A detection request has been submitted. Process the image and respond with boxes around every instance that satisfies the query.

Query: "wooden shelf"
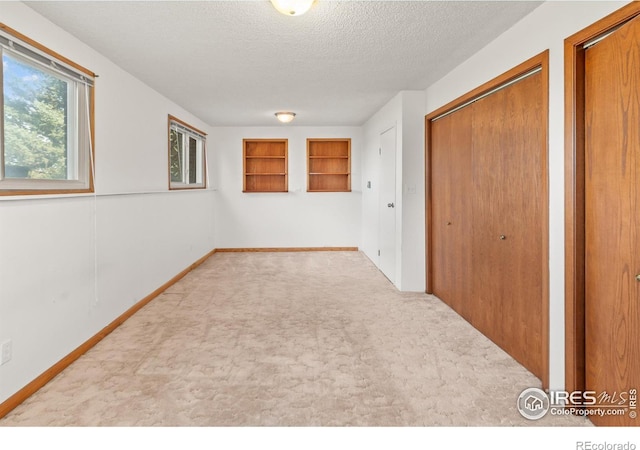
[307,139,351,192]
[245,157,285,160]
[243,139,288,193]
[246,173,286,176]
[309,172,350,176]
[309,156,349,159]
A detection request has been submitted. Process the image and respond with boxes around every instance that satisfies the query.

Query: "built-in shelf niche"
[243,139,288,193]
[307,138,351,192]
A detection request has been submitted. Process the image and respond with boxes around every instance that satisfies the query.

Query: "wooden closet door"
[471,88,509,346]
[431,108,473,319]
[498,72,544,378]
[471,72,545,378]
[584,16,640,427]
[428,55,547,383]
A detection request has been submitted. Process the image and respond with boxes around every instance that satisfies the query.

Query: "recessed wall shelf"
[307,138,351,192]
[243,139,288,193]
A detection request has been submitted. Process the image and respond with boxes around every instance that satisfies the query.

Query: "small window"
[0,24,95,195]
[168,115,206,190]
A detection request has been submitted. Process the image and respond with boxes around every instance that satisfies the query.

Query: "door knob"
[636,274,640,282]
[446,222,452,226]
[499,235,506,240]
[387,203,395,208]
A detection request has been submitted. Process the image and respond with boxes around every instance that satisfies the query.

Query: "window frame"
[168,115,207,190]
[0,23,95,196]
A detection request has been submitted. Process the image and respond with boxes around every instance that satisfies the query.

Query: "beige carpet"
[0,251,590,426]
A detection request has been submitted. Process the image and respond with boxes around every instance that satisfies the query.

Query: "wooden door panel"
[471,73,544,378]
[498,73,544,378]
[585,15,640,427]
[471,88,509,347]
[431,108,473,319]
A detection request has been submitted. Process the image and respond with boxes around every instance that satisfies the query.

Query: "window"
[0,24,95,195]
[168,115,206,189]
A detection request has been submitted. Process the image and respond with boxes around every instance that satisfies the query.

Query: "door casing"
[564,1,640,396]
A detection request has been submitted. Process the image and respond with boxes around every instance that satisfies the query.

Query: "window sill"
[0,188,216,202]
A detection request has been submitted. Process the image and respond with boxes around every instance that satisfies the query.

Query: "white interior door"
[378,127,397,283]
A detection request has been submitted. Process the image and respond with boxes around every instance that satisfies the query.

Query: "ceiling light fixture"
[270,0,314,17]
[275,112,296,123]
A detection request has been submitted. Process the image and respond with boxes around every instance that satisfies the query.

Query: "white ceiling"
[25,1,543,127]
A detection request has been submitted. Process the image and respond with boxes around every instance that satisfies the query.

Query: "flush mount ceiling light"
[275,112,296,123]
[270,0,314,16]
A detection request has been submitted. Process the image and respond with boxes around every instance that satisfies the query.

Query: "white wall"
[212,126,362,248]
[399,92,426,292]
[361,91,425,292]
[424,0,629,391]
[0,3,216,404]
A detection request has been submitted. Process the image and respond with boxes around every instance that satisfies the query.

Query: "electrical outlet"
[1,340,12,365]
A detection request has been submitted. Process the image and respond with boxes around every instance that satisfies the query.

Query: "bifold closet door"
[431,108,473,319]
[429,68,545,380]
[584,15,640,427]
[471,72,545,378]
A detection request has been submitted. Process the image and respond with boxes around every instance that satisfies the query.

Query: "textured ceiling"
[25,1,543,126]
